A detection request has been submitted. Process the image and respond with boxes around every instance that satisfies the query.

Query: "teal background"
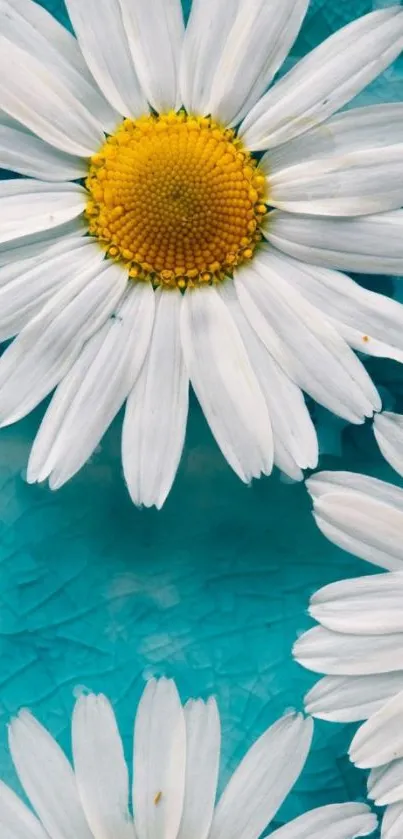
[0,0,402,830]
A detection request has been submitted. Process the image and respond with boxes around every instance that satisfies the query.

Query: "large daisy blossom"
[1,3,403,506]
[0,676,377,839]
[293,569,403,839]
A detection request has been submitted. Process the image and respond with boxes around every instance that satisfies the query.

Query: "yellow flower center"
[85,112,267,289]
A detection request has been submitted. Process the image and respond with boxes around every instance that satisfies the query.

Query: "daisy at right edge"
[293,471,403,838]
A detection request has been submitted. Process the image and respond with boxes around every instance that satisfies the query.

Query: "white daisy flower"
[293,570,403,839]
[0,676,377,839]
[1,1,403,506]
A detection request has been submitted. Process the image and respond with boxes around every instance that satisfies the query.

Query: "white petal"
[27,282,154,490]
[294,625,403,676]
[309,490,403,571]
[219,281,317,476]
[133,678,186,839]
[264,104,403,216]
[0,35,104,156]
[65,0,147,118]
[8,710,92,839]
[0,218,87,267]
[0,180,86,245]
[236,255,380,423]
[307,471,403,513]
[209,714,313,839]
[185,0,308,126]
[374,413,403,479]
[240,8,403,151]
[304,673,403,723]
[0,238,101,341]
[177,699,220,839]
[308,571,403,635]
[350,690,403,769]
[271,252,403,365]
[265,210,403,275]
[0,0,117,132]
[72,694,134,839]
[269,803,377,839]
[266,105,403,173]
[369,758,403,806]
[0,780,49,839]
[119,0,184,113]
[122,288,188,509]
[0,124,87,180]
[381,803,403,839]
[0,260,127,426]
[180,285,273,483]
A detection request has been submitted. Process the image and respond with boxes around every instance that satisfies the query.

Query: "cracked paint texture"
[0,0,402,832]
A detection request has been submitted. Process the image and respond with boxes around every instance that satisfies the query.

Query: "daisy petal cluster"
[293,472,403,838]
[0,677,377,839]
[0,0,402,505]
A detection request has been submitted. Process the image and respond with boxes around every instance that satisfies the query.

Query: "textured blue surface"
[1,0,403,830]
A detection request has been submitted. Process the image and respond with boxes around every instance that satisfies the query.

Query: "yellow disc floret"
[85,112,267,289]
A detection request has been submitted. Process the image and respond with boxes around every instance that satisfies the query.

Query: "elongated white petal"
[209,713,313,839]
[236,256,380,423]
[369,758,403,806]
[307,471,403,513]
[272,252,403,364]
[27,282,154,490]
[123,288,188,509]
[134,679,186,839]
[177,699,220,839]
[382,802,403,839]
[265,210,403,275]
[374,413,403,479]
[266,105,403,173]
[181,286,273,483]
[264,104,403,215]
[0,780,49,839]
[65,0,147,118]
[309,571,403,635]
[268,148,403,217]
[294,625,403,676]
[202,0,308,126]
[0,36,104,156]
[0,261,127,427]
[219,282,317,477]
[0,180,86,245]
[0,124,86,180]
[0,238,102,341]
[72,694,134,839]
[119,0,184,112]
[240,8,403,151]
[269,803,377,839]
[9,710,92,839]
[0,0,116,132]
[179,0,239,116]
[304,673,403,723]
[309,489,403,571]
[350,690,403,769]
[0,218,86,267]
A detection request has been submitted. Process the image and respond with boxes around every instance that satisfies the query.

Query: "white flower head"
[293,509,403,838]
[1,1,403,505]
[0,677,377,839]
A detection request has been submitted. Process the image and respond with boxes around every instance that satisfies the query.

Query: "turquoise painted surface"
[0,0,402,830]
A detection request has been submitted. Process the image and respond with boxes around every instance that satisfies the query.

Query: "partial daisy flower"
[1,2,403,506]
[293,571,403,839]
[0,676,377,839]
[305,470,403,571]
